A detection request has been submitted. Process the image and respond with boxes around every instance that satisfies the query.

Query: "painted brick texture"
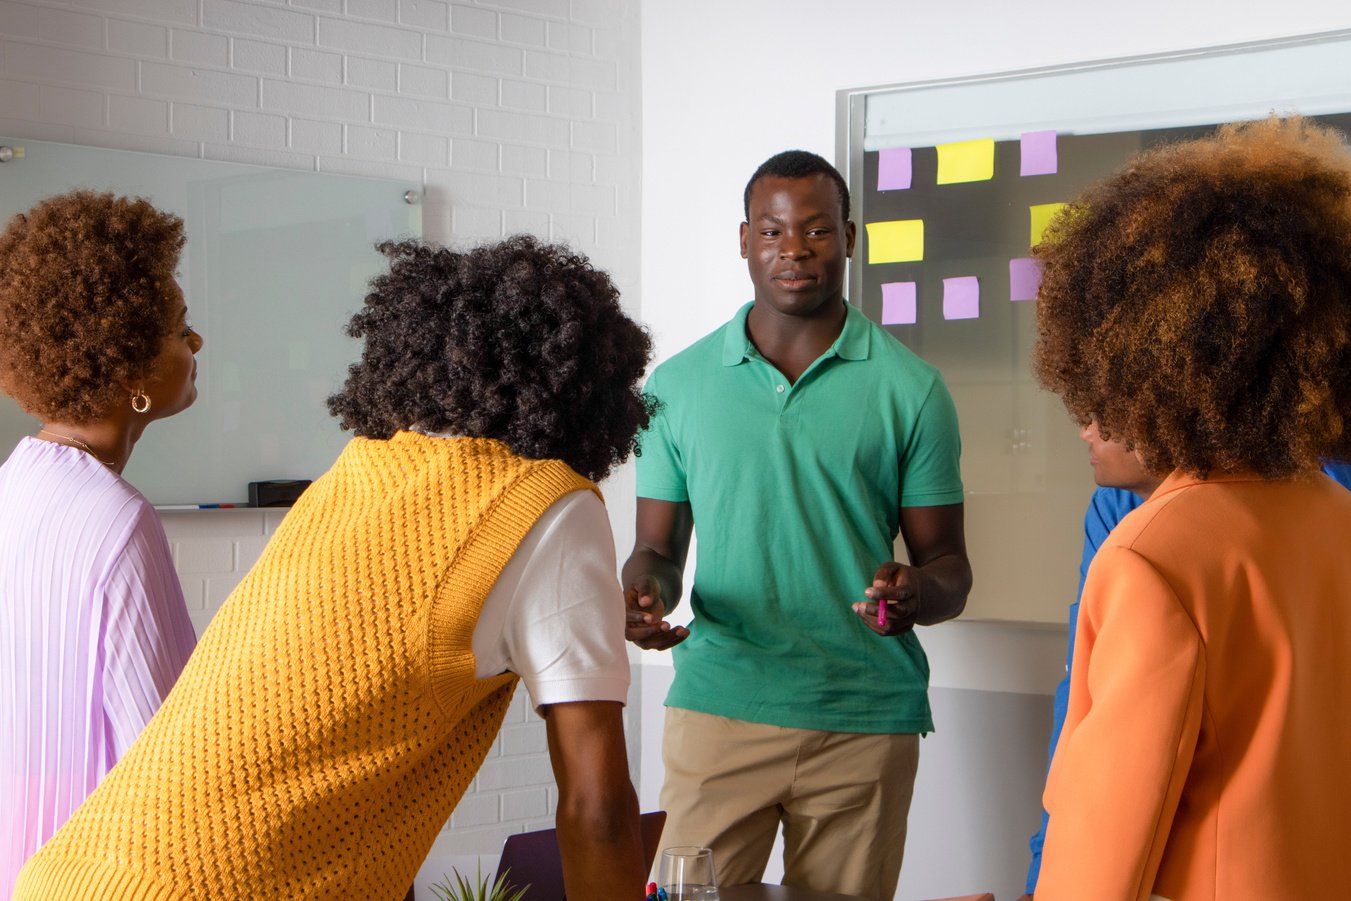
[0,0,641,267]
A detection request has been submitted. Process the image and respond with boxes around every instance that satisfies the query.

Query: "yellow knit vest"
[16,433,597,901]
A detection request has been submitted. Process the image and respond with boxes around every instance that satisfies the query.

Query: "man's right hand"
[624,575,689,650]
[622,498,694,651]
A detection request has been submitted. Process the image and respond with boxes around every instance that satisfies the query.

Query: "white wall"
[638,2,1351,898]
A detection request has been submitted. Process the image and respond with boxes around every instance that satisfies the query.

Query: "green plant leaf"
[426,862,531,901]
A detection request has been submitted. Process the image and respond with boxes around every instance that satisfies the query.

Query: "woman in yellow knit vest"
[16,236,656,901]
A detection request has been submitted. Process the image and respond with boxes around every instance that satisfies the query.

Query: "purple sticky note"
[1020,130,1058,176]
[1009,257,1042,301]
[881,281,917,325]
[877,147,912,191]
[942,276,980,320]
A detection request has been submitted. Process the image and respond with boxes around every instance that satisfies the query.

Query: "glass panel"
[0,137,422,504]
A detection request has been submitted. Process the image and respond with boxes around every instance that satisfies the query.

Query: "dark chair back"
[496,810,667,900]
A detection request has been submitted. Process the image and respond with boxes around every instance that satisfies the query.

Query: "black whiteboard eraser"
[248,479,311,507]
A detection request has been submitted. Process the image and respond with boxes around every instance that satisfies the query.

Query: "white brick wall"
[0,0,642,270]
[2,0,642,870]
[159,509,285,634]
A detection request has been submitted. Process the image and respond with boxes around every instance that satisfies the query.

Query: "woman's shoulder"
[1102,473,1349,566]
[2,437,152,524]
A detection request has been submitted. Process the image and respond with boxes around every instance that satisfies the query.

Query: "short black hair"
[327,235,656,483]
[743,150,851,222]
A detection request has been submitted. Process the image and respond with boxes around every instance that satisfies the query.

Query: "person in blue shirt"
[1020,423,1351,898]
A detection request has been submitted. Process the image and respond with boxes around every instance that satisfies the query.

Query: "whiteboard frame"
[837,26,1351,305]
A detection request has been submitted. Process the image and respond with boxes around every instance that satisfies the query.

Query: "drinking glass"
[658,846,719,900]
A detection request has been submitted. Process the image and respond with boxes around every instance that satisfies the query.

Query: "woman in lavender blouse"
[0,190,204,896]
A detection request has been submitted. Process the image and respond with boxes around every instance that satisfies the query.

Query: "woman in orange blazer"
[1030,116,1351,901]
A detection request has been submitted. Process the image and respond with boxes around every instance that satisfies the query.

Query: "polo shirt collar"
[721,302,756,365]
[720,301,871,366]
[835,302,870,361]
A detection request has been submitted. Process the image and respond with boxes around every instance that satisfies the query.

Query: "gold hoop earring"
[131,390,152,414]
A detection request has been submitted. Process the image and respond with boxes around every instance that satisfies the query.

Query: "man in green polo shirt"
[623,150,971,899]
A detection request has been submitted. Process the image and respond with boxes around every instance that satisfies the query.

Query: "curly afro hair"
[1033,116,1351,478]
[327,235,656,482]
[0,190,186,424]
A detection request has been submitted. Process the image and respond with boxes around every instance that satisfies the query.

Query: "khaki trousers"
[658,707,920,901]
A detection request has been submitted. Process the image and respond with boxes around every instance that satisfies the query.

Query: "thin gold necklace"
[37,429,117,468]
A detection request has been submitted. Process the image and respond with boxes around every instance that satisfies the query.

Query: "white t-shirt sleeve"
[471,489,630,715]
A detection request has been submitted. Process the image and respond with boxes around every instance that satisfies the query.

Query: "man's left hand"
[852,561,923,636]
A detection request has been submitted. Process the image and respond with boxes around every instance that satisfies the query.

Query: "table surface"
[720,885,865,901]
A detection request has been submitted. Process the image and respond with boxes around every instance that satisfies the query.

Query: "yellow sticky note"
[866,219,924,264]
[1030,202,1069,246]
[936,138,995,185]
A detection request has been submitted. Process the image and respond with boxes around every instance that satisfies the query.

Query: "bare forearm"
[556,782,644,900]
[915,553,973,625]
[546,701,645,899]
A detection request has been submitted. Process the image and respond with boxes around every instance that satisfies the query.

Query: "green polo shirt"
[637,301,964,733]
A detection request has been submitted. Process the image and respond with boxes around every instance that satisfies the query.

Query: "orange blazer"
[1037,470,1351,901]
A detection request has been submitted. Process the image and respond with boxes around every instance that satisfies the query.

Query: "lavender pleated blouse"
[0,438,197,897]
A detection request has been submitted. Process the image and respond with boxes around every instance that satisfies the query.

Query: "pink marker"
[877,597,887,627]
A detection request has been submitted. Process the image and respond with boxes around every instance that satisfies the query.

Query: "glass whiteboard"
[836,29,1351,622]
[0,137,422,504]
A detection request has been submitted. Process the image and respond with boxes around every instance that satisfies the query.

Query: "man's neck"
[745,299,847,385]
